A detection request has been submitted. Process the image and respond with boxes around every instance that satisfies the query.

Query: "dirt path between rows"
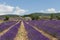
[14,21,28,40]
[26,22,58,40]
[0,20,4,24]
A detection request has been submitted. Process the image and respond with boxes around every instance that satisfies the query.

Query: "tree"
[30,15,40,20]
[30,15,35,20]
[50,14,54,20]
[56,16,60,20]
[4,16,9,21]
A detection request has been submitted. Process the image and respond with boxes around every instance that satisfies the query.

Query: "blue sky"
[0,0,60,15]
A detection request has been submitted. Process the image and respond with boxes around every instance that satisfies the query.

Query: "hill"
[23,13,60,17]
[0,14,20,17]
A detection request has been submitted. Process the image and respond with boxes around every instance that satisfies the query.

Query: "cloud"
[14,7,27,15]
[0,4,27,15]
[46,8,56,13]
[40,8,60,13]
[0,4,14,13]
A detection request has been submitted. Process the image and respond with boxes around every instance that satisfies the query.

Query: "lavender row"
[0,21,21,40]
[28,20,60,39]
[37,20,60,39]
[0,21,17,32]
[24,22,49,40]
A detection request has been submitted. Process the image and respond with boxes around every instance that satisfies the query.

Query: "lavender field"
[0,19,60,40]
[0,0,60,40]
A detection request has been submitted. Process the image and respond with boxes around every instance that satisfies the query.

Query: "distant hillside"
[23,13,60,17]
[0,14,20,17]
[30,13,60,16]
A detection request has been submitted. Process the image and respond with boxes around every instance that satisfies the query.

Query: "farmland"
[0,0,60,40]
[0,16,60,40]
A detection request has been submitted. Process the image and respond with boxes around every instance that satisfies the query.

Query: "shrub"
[56,16,60,20]
[4,16,9,21]
[50,14,54,20]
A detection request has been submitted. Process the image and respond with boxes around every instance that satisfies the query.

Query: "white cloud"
[46,8,56,13]
[0,4,27,15]
[0,4,14,13]
[14,7,26,15]
[40,8,60,13]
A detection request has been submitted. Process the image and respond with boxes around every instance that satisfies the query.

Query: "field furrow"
[14,21,28,40]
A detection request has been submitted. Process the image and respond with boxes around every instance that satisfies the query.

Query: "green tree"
[50,13,54,20]
[4,16,9,21]
[30,15,40,20]
[30,15,35,20]
[56,16,60,20]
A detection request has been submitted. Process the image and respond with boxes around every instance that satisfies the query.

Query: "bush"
[56,16,60,20]
[4,16,9,21]
[50,14,54,20]
[30,15,40,20]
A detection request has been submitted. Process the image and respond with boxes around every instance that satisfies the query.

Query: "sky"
[0,0,60,15]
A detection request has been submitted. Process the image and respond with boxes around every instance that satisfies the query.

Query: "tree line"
[22,13,60,20]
